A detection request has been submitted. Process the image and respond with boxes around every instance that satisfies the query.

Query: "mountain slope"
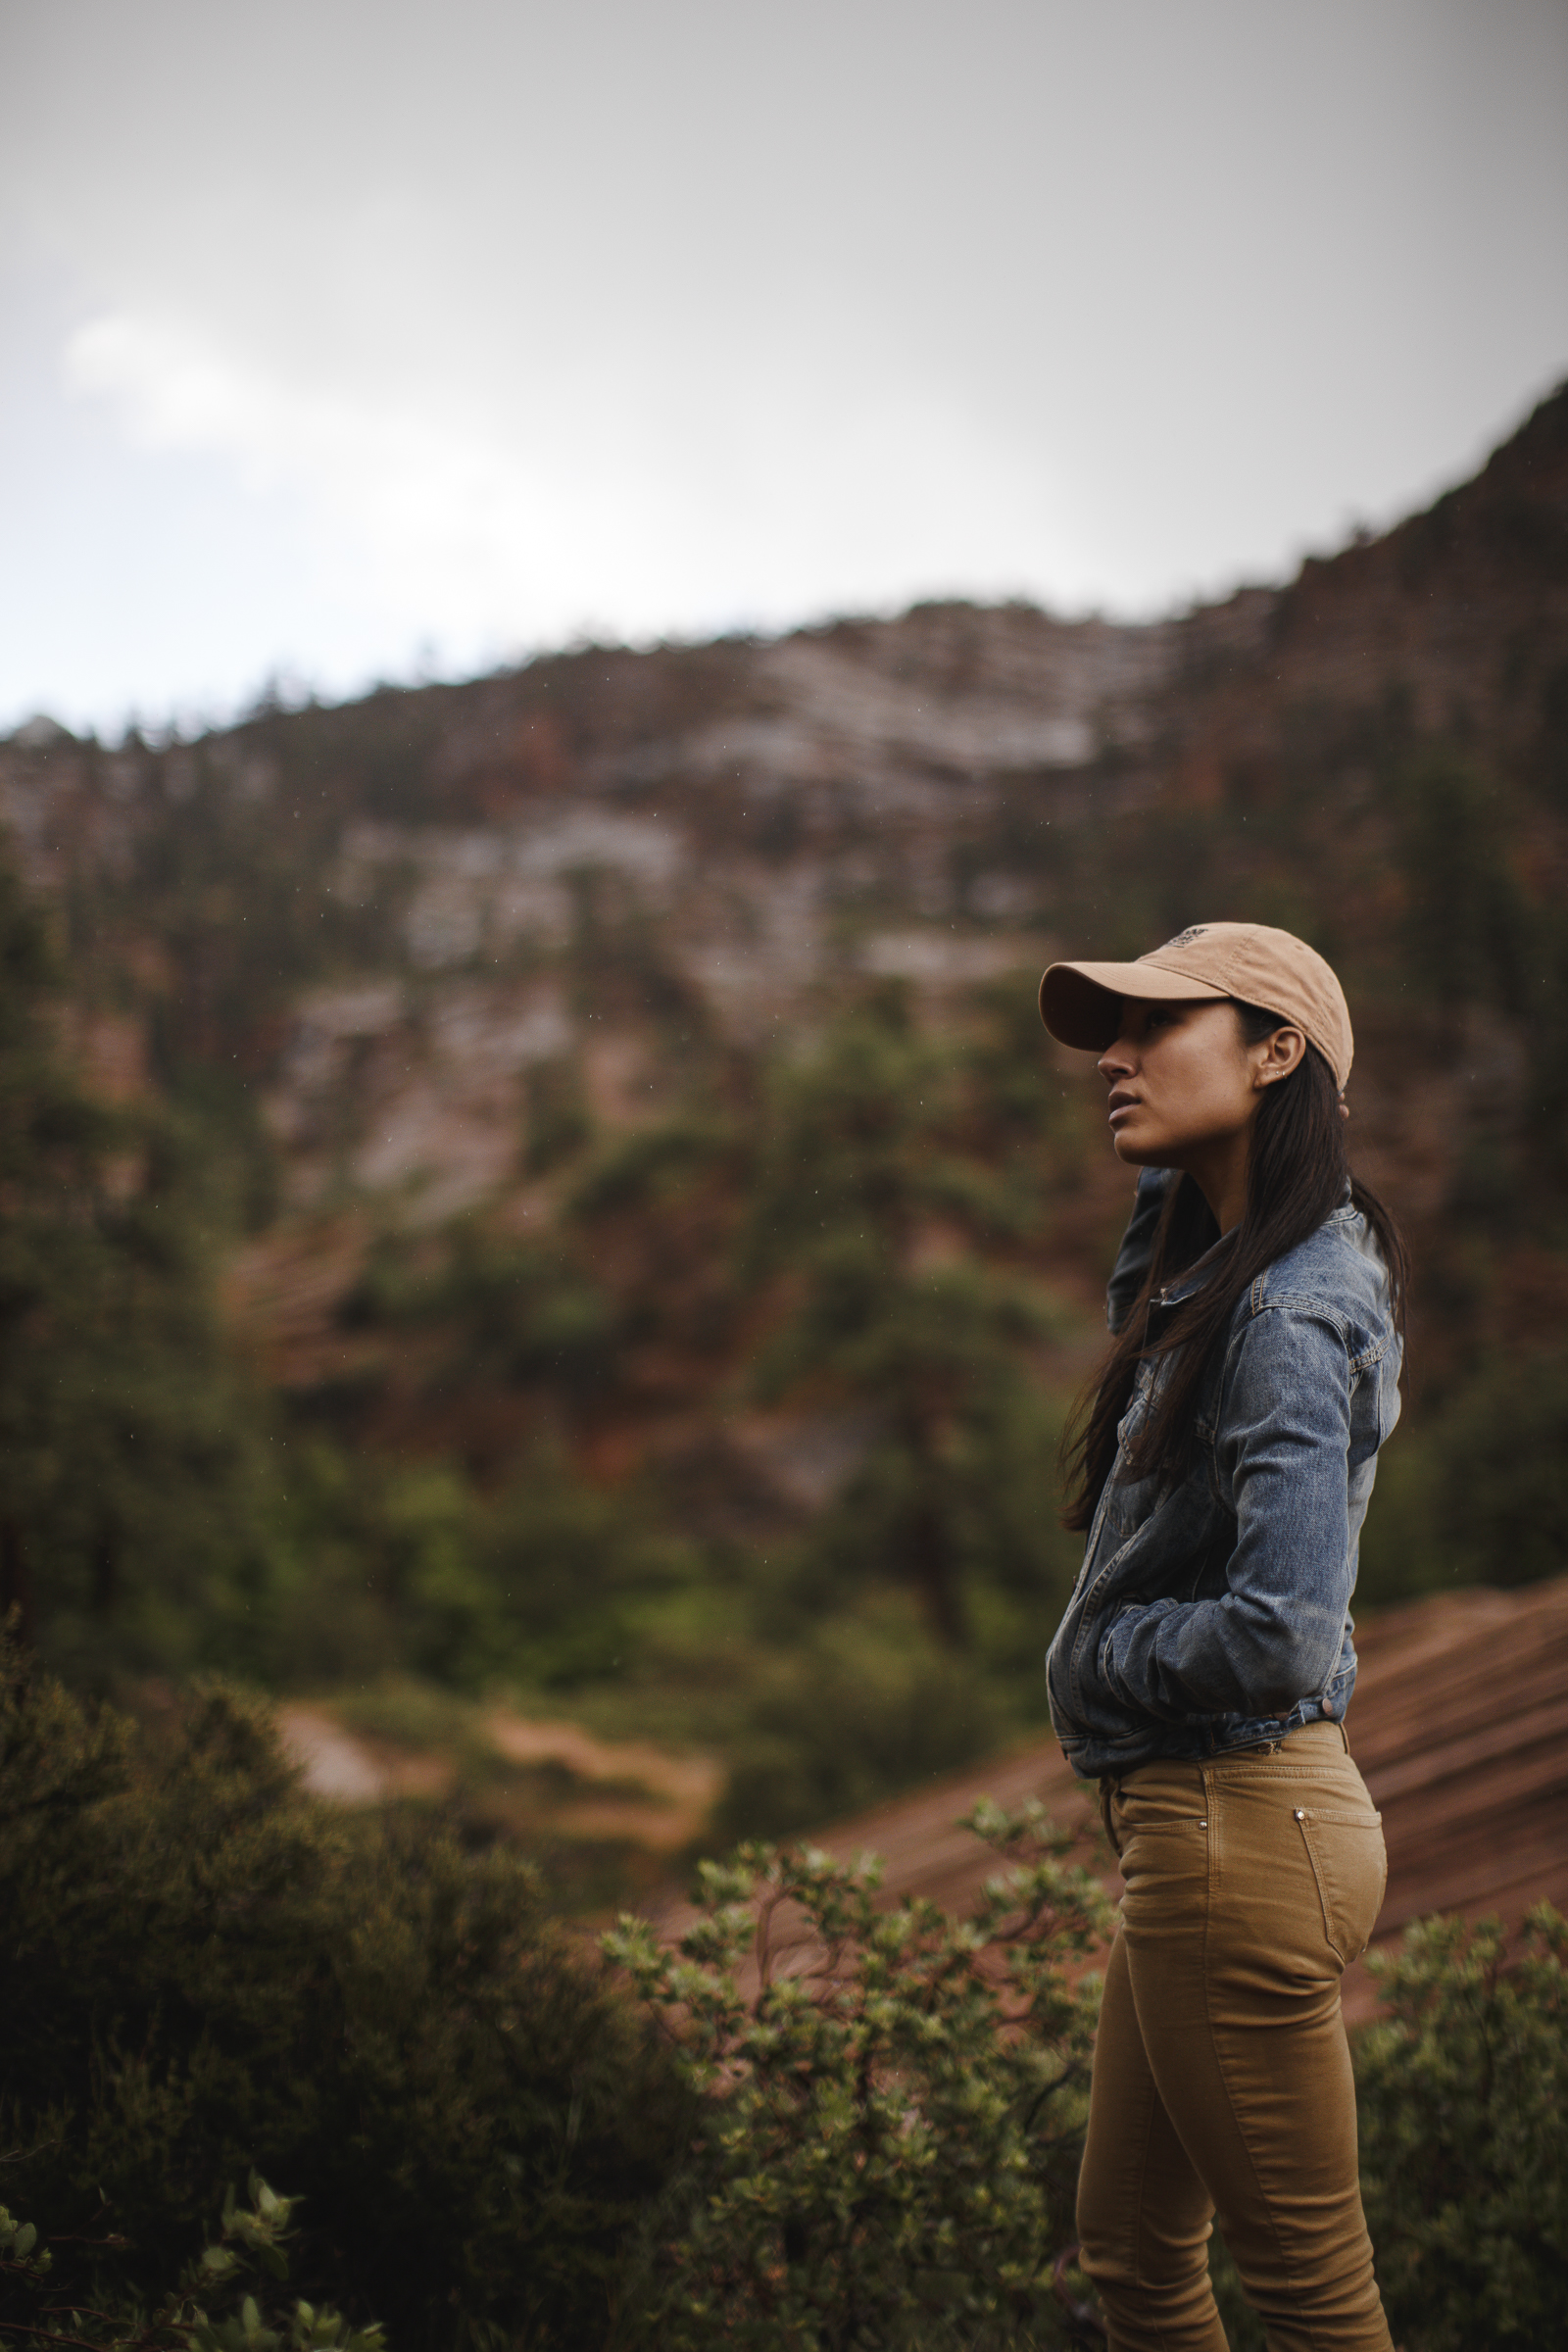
[0,386,1563,1842]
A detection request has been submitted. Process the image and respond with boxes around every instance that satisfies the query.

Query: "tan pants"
[1078,1720,1393,2352]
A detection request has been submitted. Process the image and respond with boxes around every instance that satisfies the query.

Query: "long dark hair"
[1059,1002,1407,1531]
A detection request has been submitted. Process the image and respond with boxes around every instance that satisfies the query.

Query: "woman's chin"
[1112,1132,1176,1169]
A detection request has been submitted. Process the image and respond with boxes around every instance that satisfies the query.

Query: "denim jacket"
[1046,1167,1401,1780]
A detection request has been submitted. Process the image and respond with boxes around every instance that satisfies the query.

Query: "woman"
[1038,921,1403,2352]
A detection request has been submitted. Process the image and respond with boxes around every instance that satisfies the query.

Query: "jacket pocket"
[1293,1804,1387,1964]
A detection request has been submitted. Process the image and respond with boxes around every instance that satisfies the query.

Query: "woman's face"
[1095,998,1298,1174]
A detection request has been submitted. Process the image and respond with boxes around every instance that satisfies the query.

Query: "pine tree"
[0,859,273,1682]
[746,992,1074,1647]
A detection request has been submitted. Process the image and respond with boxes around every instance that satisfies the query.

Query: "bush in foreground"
[0,1643,688,2349]
[1356,1908,1568,2352]
[605,1803,1114,2351]
[0,2174,383,2350]
[611,1850,1568,2352]
[6,1624,1567,2350]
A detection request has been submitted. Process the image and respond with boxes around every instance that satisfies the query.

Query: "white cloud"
[60,303,1082,660]
[63,308,571,636]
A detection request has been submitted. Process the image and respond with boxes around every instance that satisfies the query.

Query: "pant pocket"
[1293,1805,1387,1964]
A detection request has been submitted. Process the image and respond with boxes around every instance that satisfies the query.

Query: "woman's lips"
[1107,1095,1139,1127]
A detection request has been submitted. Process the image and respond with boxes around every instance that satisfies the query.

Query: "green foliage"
[604,1803,1114,2351]
[1204,2235,1266,2352]
[712,1600,999,1840]
[17,678,1568,1832]
[340,1225,622,1395]
[776,1267,1079,1646]
[1356,1908,1568,2351]
[0,863,275,1685]
[0,1643,689,2349]
[271,1440,698,1692]
[744,991,1003,1275]
[0,2174,384,2351]
[568,1113,735,1219]
[1357,1346,1568,1600]
[10,1603,1568,2352]
[363,1458,498,1685]
[963,977,1095,1184]
[1388,751,1528,1017]
[742,999,1072,1646]
[483,1450,698,1686]
[18,590,1568,1701]
[122,726,394,1071]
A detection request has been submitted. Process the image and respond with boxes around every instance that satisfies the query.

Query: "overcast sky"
[2,0,1565,736]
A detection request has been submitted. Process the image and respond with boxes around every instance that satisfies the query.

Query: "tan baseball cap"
[1039,921,1353,1091]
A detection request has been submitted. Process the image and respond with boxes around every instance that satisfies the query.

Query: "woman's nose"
[1098,1039,1134,1081]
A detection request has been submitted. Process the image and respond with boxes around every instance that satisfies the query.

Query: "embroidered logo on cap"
[1154,926,1209,953]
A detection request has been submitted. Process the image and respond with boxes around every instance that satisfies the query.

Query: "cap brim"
[1038,959,1230,1051]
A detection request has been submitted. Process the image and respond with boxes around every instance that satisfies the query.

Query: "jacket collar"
[1154,1186,1359,1311]
[1155,1238,1227,1310]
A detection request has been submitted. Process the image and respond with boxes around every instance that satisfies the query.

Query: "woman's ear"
[1253,1024,1307,1088]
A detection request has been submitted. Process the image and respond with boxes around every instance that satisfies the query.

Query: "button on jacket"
[1047,1167,1401,1781]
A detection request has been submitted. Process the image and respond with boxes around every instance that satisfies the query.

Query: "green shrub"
[568,1116,734,1218]
[270,1440,697,1692]
[9,1616,1568,2352]
[605,1802,1114,2350]
[483,1453,699,1688]
[0,1644,688,2349]
[0,2174,384,2350]
[713,1602,999,1840]
[1357,1348,1568,1602]
[337,1226,621,1396]
[606,1839,1568,2352]
[1356,1908,1568,2351]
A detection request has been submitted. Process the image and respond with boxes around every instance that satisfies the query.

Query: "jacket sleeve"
[1105,1167,1175,1335]
[1100,1304,1353,1719]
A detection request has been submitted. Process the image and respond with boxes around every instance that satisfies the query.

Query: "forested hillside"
[2,382,1565,1880]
